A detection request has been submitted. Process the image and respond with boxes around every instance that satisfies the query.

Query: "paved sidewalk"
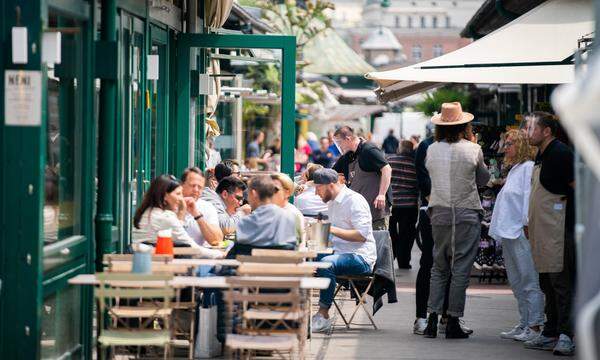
[308,255,556,360]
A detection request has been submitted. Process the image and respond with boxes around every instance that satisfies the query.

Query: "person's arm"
[475,149,491,187]
[329,226,366,242]
[521,163,534,227]
[415,140,431,198]
[375,164,392,210]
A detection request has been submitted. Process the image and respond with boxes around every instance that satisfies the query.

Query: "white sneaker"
[413,318,428,335]
[439,317,473,335]
[500,325,524,339]
[514,327,541,342]
[553,334,575,356]
[312,313,332,333]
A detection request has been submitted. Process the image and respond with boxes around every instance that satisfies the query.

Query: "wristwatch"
[194,214,203,220]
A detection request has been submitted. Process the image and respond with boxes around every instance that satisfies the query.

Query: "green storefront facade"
[0,1,296,358]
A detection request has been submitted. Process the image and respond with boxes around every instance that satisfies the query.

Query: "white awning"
[366,0,594,102]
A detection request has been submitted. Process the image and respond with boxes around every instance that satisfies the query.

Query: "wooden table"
[69,274,330,290]
[104,258,332,270]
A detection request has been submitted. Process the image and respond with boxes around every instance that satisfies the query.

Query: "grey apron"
[347,156,390,222]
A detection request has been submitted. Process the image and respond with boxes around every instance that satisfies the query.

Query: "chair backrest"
[236,263,314,277]
[103,253,172,264]
[236,255,302,264]
[105,261,191,274]
[251,249,316,259]
[95,273,175,333]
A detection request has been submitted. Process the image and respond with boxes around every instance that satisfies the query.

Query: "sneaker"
[500,325,525,339]
[413,318,428,335]
[439,317,473,335]
[311,313,332,333]
[423,313,438,338]
[553,334,575,356]
[524,334,558,351]
[514,327,541,342]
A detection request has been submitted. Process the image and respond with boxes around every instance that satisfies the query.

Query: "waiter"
[525,112,575,356]
[332,126,392,230]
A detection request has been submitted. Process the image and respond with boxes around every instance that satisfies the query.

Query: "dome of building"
[361,27,402,51]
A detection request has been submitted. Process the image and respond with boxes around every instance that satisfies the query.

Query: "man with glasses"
[180,167,223,246]
[213,176,251,235]
[332,126,392,230]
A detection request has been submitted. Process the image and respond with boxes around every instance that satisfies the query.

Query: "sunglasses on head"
[235,194,244,201]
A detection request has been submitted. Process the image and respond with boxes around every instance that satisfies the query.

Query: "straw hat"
[431,102,474,126]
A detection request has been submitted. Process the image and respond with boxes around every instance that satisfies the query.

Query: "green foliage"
[243,100,270,122]
[238,0,260,6]
[415,87,471,116]
[256,0,334,48]
[246,64,281,95]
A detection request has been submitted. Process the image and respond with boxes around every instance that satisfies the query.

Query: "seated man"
[180,167,223,246]
[232,175,297,255]
[214,176,249,234]
[311,168,377,332]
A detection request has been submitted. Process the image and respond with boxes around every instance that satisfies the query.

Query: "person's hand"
[239,204,252,215]
[374,194,386,210]
[184,197,199,217]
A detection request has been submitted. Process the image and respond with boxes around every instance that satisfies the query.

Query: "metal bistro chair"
[331,230,393,330]
[95,272,175,359]
[224,277,307,360]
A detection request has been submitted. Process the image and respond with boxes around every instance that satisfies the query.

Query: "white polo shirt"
[328,186,377,269]
[183,198,220,246]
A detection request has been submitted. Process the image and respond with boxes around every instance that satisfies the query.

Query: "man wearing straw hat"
[422,102,490,339]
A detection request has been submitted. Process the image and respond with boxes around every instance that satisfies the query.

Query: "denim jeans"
[501,232,545,328]
[316,253,372,309]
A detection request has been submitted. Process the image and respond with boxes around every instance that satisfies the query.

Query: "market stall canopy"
[205,0,234,29]
[366,0,593,102]
[304,28,375,76]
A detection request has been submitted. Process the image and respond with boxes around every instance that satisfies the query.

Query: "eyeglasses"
[235,195,244,201]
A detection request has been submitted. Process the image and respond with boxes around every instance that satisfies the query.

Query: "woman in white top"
[133,175,223,259]
[271,173,305,245]
[295,164,329,217]
[489,130,544,341]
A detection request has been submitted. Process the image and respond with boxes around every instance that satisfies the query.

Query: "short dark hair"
[400,140,413,154]
[215,163,233,182]
[248,175,278,201]
[306,164,323,181]
[333,126,355,139]
[533,111,559,136]
[434,123,473,143]
[216,176,246,196]
[252,130,264,141]
[181,167,203,183]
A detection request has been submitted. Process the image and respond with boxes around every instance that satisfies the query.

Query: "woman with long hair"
[271,173,305,245]
[490,130,544,341]
[133,174,223,258]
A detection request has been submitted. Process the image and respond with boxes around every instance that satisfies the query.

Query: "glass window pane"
[41,285,82,359]
[44,15,82,245]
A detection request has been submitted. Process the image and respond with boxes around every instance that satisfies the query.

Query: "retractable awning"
[366,0,594,102]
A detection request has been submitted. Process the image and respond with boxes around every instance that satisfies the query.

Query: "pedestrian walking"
[422,102,490,339]
[489,130,545,342]
[524,112,576,356]
[382,129,400,154]
[388,140,419,269]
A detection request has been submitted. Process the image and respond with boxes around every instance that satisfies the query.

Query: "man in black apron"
[524,112,576,356]
[332,126,392,230]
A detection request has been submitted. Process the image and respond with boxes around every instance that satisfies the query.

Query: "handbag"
[194,292,220,359]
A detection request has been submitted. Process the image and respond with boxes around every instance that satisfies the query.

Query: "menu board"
[4,70,42,126]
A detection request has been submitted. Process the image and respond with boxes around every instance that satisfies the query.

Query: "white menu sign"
[4,70,42,126]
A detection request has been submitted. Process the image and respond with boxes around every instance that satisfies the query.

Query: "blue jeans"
[316,253,372,309]
[501,232,545,328]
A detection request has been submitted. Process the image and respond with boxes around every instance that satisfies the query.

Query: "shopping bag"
[194,292,220,359]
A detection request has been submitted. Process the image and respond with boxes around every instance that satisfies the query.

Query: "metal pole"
[95,0,118,270]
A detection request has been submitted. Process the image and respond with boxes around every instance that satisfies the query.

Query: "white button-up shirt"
[295,185,329,216]
[328,186,377,268]
[489,161,534,240]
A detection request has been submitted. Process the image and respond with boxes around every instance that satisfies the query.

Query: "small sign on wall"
[4,70,42,126]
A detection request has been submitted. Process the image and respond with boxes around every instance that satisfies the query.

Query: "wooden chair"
[95,273,175,359]
[251,249,318,260]
[236,255,302,264]
[237,263,315,277]
[224,277,307,360]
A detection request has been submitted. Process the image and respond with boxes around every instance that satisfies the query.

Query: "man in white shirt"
[180,167,223,246]
[311,168,377,333]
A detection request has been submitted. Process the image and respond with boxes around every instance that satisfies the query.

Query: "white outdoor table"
[103,258,332,270]
[68,274,330,290]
